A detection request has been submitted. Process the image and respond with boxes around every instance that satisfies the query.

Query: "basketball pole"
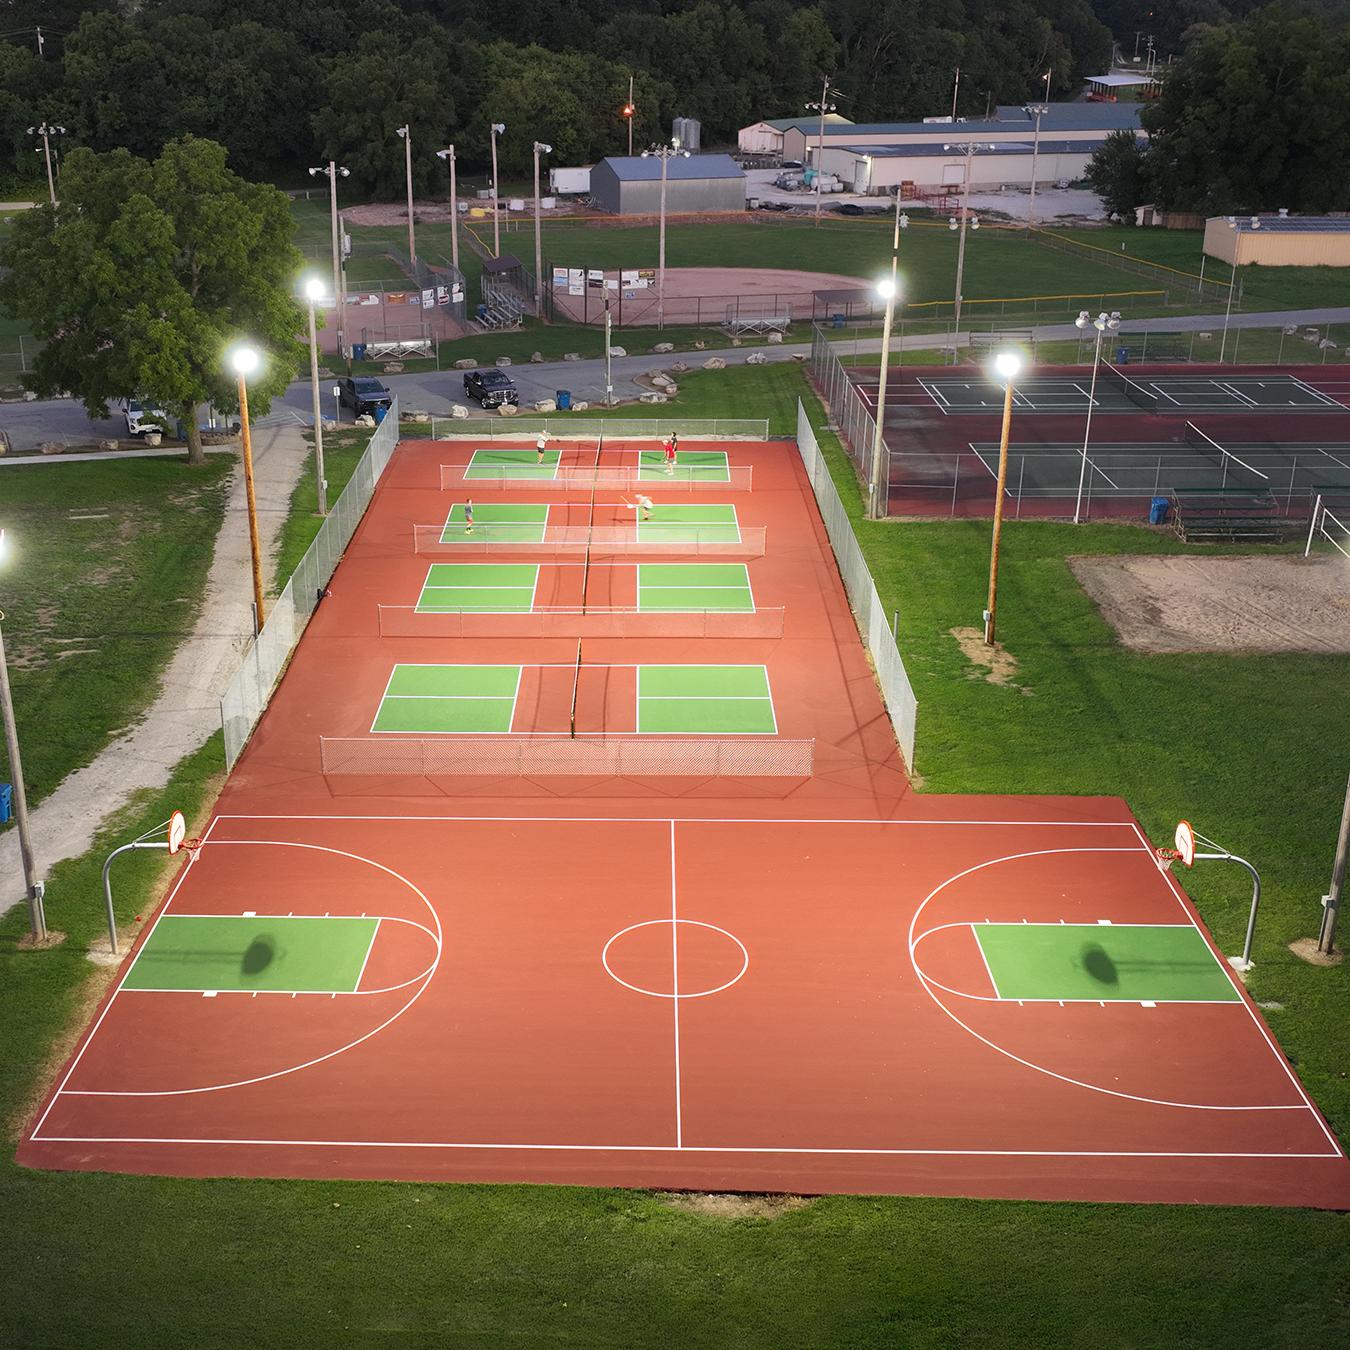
[1317,767,1350,955]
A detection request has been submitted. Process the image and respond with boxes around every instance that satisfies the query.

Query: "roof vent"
[1278,207,1289,217]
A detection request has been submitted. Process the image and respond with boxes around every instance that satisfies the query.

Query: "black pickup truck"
[337,377,392,417]
[463,368,519,409]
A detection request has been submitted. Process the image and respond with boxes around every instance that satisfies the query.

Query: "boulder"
[608,345,627,357]
[99,439,120,452]
[497,402,519,416]
[383,362,404,374]
[450,404,470,419]
[571,400,589,411]
[661,384,679,396]
[0,430,10,454]
[495,356,513,366]
[355,414,376,427]
[745,351,768,365]
[39,441,64,455]
[143,433,162,446]
[529,350,546,363]
[563,352,582,361]
[693,341,707,350]
[454,358,478,369]
[639,391,668,404]
[403,410,431,424]
[731,337,742,347]
[653,342,675,354]
[1320,338,1338,350]
[669,361,689,373]
[702,357,726,370]
[321,418,339,430]
[22,390,38,401]
[651,374,673,388]
[767,331,783,344]
[791,352,809,363]
[534,398,557,413]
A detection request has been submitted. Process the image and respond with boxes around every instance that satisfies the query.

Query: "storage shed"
[1204,215,1350,268]
[587,155,746,215]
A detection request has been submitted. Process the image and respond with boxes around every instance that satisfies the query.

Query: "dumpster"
[1116,345,1130,365]
[556,390,571,410]
[1149,497,1170,525]
[0,783,11,824]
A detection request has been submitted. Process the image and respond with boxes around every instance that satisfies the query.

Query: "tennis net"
[1100,361,1159,413]
[439,465,755,492]
[413,524,766,558]
[1184,421,1271,480]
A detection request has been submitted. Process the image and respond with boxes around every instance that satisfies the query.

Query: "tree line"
[1,0,1113,197]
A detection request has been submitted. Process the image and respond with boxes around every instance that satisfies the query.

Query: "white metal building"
[588,155,746,215]
[738,114,854,156]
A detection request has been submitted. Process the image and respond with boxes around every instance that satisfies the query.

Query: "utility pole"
[625,76,635,156]
[806,75,836,228]
[944,140,994,343]
[27,124,64,205]
[1024,103,1048,234]
[950,68,960,121]
[396,125,415,266]
[436,145,459,273]
[490,123,506,258]
[642,141,689,331]
[533,141,552,323]
[310,162,350,364]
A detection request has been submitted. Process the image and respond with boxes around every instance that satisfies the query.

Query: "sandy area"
[1069,554,1350,653]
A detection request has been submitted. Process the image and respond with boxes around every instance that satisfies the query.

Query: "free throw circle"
[602,919,749,999]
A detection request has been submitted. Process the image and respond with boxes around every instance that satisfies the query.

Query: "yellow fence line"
[1030,227,1228,290]
[904,289,1165,312]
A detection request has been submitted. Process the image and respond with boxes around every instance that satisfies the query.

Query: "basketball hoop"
[167,811,186,855]
[1174,820,1195,866]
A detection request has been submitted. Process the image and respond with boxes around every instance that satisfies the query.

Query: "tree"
[1085,128,1147,217]
[0,135,305,466]
[1141,4,1350,213]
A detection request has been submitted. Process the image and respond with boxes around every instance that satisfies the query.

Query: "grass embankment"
[273,427,375,580]
[3,373,1350,1346]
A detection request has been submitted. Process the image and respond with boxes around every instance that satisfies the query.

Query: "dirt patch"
[951,626,1025,688]
[1069,554,1350,653]
[660,1192,815,1220]
[1288,937,1344,966]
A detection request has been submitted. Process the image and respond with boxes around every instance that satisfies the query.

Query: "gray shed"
[588,155,746,215]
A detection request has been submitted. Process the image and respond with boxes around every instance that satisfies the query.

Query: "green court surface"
[416,563,539,612]
[465,449,561,479]
[122,914,379,993]
[972,923,1242,1003]
[636,503,741,542]
[637,563,754,612]
[372,664,521,733]
[637,664,776,734]
[638,450,729,481]
[441,502,548,542]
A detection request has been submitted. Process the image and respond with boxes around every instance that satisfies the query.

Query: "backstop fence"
[795,400,917,770]
[427,417,770,441]
[220,399,402,768]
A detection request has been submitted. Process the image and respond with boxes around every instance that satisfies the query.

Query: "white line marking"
[970,924,1002,998]
[671,820,682,1149]
[352,917,381,992]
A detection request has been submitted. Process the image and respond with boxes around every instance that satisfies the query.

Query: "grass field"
[4,363,1350,1345]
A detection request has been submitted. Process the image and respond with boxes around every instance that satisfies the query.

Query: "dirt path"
[0,425,310,916]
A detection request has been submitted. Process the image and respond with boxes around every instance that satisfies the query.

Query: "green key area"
[638,449,729,481]
[441,502,549,543]
[122,914,379,993]
[637,664,776,734]
[465,448,561,479]
[972,923,1242,1003]
[637,564,754,611]
[636,503,741,543]
[416,563,539,612]
[372,664,521,733]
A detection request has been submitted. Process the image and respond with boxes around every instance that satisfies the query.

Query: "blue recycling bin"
[556,390,571,410]
[832,313,845,329]
[0,782,11,824]
[374,405,387,424]
[1116,345,1130,365]
[1149,497,1170,524]
[351,343,366,361]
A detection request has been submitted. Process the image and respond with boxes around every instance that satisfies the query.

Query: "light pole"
[0,531,49,945]
[1024,103,1048,234]
[866,201,908,520]
[1218,216,1254,364]
[624,76,635,156]
[1318,770,1350,956]
[304,278,330,516]
[435,145,460,272]
[1072,309,1120,524]
[641,142,690,332]
[489,123,506,258]
[533,141,552,324]
[984,351,1022,647]
[27,123,64,205]
[944,140,995,347]
[395,125,416,267]
[228,346,267,634]
[308,162,349,364]
[806,76,836,228]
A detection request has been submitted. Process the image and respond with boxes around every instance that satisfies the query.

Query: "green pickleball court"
[440,502,549,543]
[372,664,522,733]
[635,503,741,543]
[465,449,561,479]
[637,664,777,734]
[972,923,1241,1002]
[123,915,379,993]
[638,450,729,481]
[637,564,754,612]
[416,563,539,612]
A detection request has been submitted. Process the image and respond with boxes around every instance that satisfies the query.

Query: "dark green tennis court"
[636,503,741,542]
[637,564,754,612]
[638,450,730,481]
[122,915,379,993]
[372,664,521,733]
[416,563,539,612]
[973,923,1241,1003]
[637,664,776,734]
[440,502,549,542]
[465,449,561,479]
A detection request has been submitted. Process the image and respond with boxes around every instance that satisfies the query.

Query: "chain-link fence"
[796,400,916,770]
[220,398,401,767]
[428,416,769,440]
[810,323,879,478]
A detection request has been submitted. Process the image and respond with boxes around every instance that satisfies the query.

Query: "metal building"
[1204,214,1350,268]
[587,155,746,215]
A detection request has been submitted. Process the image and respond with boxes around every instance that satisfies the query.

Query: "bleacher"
[1167,489,1284,544]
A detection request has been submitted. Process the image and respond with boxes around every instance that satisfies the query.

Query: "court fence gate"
[796,400,917,771]
[220,398,402,768]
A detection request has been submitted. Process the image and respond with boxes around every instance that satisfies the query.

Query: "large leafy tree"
[1142,4,1350,213]
[1085,127,1147,216]
[0,135,305,466]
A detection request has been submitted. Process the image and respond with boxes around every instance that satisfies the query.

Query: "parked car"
[463,368,519,409]
[120,397,170,436]
[338,377,392,418]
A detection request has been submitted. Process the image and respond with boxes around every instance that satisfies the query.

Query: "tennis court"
[440,502,548,542]
[464,448,562,479]
[416,563,541,612]
[637,503,742,542]
[636,564,754,612]
[638,449,730,480]
[920,370,1345,415]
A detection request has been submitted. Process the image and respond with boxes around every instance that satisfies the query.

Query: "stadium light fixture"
[309,163,350,367]
[435,146,460,271]
[533,142,552,325]
[641,142,690,331]
[490,123,506,258]
[867,195,907,520]
[1072,310,1121,523]
[27,123,64,204]
[303,280,330,516]
[395,126,416,266]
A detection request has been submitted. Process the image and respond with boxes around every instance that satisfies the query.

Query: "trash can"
[1116,345,1130,365]
[374,405,386,424]
[476,304,488,323]
[351,343,367,361]
[556,390,571,410]
[1149,497,1170,525]
[832,313,845,329]
[0,783,11,824]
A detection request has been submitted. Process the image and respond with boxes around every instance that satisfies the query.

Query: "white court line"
[352,916,381,992]
[970,924,1002,998]
[670,820,682,1149]
[212,812,1145,827]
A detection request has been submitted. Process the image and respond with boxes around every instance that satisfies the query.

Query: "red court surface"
[20,437,1350,1207]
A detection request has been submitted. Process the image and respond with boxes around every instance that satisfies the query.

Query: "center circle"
[602,919,749,999]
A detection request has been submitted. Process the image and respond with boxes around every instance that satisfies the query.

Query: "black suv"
[338,377,392,417]
[463,368,519,409]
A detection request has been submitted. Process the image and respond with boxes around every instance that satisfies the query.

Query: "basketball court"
[19,434,1350,1207]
